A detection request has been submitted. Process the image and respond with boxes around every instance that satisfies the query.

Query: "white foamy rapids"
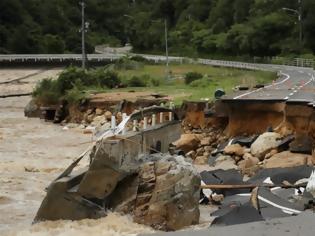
[4,213,154,236]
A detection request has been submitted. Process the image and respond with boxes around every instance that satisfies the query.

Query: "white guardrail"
[0,53,313,71]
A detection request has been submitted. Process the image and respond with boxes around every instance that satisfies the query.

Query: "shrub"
[150,78,160,87]
[32,78,61,105]
[184,72,203,84]
[56,66,87,93]
[128,75,147,87]
[130,55,149,63]
[190,78,212,87]
[92,69,121,88]
[114,57,144,70]
[64,86,87,104]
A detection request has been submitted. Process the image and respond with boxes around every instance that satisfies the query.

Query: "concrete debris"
[200,165,315,227]
[24,96,315,231]
[34,107,200,231]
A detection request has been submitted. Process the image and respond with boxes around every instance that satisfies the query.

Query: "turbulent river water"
[0,96,154,236]
[0,69,214,236]
[0,69,155,236]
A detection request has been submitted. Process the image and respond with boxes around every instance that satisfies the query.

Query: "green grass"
[114,64,276,104]
[34,63,276,106]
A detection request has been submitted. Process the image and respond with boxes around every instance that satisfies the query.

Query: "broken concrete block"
[133,155,200,231]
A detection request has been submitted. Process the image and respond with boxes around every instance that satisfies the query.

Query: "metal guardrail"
[0,53,313,72]
[0,54,123,62]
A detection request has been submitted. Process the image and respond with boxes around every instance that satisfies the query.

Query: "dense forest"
[1,0,315,58]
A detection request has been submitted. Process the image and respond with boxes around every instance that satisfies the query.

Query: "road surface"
[1,54,314,105]
[223,66,315,104]
[139,211,315,236]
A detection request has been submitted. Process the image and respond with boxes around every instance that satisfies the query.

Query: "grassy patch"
[33,62,276,106]
[116,64,276,104]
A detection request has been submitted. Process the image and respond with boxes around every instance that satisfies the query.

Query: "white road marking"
[232,193,302,214]
[233,71,290,100]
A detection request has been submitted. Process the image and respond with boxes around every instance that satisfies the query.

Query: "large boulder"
[251,132,282,160]
[173,134,201,153]
[263,151,313,169]
[106,154,200,231]
[132,155,200,231]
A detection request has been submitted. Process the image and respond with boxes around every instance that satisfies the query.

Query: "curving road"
[224,66,315,105]
[1,54,314,104]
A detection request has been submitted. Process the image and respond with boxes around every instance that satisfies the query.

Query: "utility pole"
[282,0,303,51]
[164,18,169,80]
[126,15,170,80]
[80,1,87,70]
[298,0,302,49]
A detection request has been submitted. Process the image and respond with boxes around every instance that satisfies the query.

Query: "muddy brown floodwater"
[0,68,154,236]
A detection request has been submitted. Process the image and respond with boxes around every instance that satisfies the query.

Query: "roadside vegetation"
[32,57,276,105]
[2,0,315,60]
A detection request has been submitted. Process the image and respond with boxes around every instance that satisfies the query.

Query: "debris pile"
[174,128,227,165]
[175,130,315,177]
[200,166,315,226]
[34,107,200,231]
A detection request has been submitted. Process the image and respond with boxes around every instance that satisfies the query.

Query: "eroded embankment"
[214,100,315,139]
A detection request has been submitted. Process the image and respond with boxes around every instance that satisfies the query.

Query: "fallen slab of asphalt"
[139,211,315,236]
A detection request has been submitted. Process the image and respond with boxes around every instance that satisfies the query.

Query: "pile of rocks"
[62,108,124,134]
[174,128,227,165]
[175,131,315,176]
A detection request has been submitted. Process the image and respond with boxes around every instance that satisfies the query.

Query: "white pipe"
[152,114,156,126]
[133,120,137,131]
[160,112,163,123]
[122,113,127,134]
[169,112,172,121]
[111,116,116,129]
[143,117,148,129]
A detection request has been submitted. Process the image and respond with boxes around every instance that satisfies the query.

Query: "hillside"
[1,0,315,58]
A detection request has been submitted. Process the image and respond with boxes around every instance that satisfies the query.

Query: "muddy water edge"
[0,96,155,236]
